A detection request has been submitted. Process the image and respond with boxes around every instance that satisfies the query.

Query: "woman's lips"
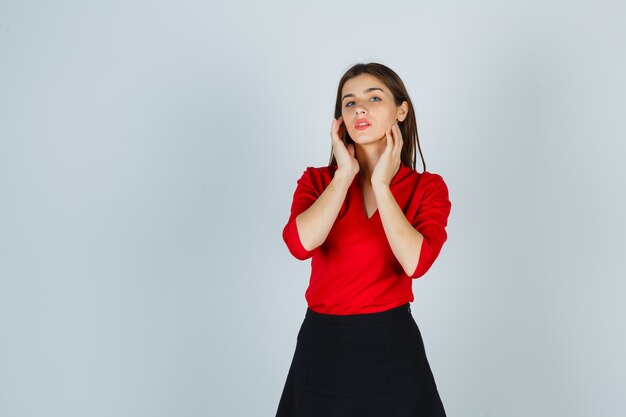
[355,118,372,130]
[354,119,372,130]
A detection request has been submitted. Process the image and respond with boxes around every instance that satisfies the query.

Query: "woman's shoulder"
[414,170,450,199]
[396,162,447,184]
[418,169,446,182]
[398,166,449,198]
[298,164,338,180]
[291,165,339,193]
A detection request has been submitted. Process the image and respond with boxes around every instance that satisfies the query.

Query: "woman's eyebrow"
[341,87,384,101]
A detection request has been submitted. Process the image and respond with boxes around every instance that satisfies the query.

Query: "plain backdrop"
[1,1,625,416]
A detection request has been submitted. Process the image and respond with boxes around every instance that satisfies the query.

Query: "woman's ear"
[397,101,409,122]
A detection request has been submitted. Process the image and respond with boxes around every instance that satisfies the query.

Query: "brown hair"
[329,62,426,172]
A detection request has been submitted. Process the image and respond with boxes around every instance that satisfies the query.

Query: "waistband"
[305,302,411,325]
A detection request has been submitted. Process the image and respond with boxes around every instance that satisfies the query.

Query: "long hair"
[329,62,426,172]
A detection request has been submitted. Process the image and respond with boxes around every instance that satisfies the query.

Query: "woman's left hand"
[371,122,403,188]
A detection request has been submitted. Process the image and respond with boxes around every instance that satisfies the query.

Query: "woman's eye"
[345,96,381,107]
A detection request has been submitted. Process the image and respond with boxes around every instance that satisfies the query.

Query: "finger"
[333,116,345,137]
[390,124,397,152]
[331,117,341,141]
[392,124,402,153]
[390,126,401,162]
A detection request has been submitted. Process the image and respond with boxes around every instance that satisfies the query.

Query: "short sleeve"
[409,173,452,278]
[282,167,322,260]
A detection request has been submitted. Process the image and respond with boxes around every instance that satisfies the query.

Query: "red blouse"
[282,161,452,315]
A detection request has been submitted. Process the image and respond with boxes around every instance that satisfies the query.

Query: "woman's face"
[340,73,407,145]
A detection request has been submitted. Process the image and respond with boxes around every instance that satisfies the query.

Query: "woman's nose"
[354,106,367,115]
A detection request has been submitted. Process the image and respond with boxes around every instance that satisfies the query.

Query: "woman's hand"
[331,116,359,178]
[371,123,402,188]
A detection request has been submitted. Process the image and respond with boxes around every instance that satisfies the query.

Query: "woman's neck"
[356,146,383,183]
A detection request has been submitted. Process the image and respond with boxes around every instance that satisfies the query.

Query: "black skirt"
[275,302,447,417]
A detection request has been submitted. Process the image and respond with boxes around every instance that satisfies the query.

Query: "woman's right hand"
[331,116,360,178]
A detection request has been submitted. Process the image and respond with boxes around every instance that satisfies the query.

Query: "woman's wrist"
[334,167,357,183]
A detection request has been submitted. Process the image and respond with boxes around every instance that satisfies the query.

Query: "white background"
[1,1,625,416]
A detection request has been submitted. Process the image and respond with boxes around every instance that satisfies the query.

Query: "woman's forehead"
[342,75,387,97]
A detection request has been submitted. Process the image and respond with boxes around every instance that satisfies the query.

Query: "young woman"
[275,62,451,417]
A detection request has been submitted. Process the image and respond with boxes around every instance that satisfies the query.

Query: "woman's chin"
[352,133,385,144]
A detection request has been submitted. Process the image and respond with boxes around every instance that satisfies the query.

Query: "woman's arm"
[296,168,355,251]
[373,183,424,276]
[374,173,451,278]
